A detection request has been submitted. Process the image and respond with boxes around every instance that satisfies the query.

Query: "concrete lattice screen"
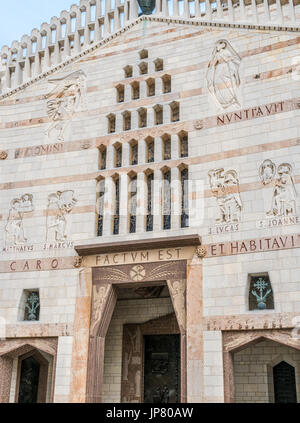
[0,0,299,94]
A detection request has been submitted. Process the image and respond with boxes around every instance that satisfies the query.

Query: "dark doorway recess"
[143,334,180,403]
[273,361,297,403]
[18,356,40,403]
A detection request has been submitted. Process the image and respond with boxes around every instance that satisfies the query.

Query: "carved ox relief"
[209,168,242,224]
[45,70,86,141]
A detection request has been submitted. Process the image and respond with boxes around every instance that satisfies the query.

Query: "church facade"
[0,0,300,403]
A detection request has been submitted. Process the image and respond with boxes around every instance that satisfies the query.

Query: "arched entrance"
[223,331,300,403]
[16,350,50,403]
[0,338,57,403]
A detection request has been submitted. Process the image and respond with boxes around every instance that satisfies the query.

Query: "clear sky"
[0,0,77,47]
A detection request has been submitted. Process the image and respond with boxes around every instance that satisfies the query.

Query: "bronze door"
[18,357,40,403]
[143,334,180,403]
[273,361,297,403]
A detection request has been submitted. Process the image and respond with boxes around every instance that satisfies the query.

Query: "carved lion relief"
[46,190,77,242]
[206,39,242,109]
[259,160,297,217]
[208,168,242,224]
[5,194,34,246]
[45,70,86,141]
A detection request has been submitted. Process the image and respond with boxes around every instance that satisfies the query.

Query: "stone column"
[124,84,131,102]
[223,351,235,403]
[86,283,117,403]
[106,145,114,169]
[69,268,93,403]
[147,107,155,127]
[136,172,146,232]
[140,80,147,99]
[171,134,179,160]
[153,169,162,232]
[156,77,163,96]
[167,279,187,402]
[138,138,146,164]
[171,166,181,230]
[119,173,129,235]
[122,142,130,168]
[186,256,204,402]
[103,176,113,236]
[0,356,13,403]
[164,103,171,125]
[154,137,162,162]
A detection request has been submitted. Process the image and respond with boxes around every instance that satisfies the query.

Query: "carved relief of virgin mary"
[206,39,242,109]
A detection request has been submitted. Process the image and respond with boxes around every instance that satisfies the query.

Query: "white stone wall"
[203,249,300,316]
[53,336,73,403]
[203,330,224,402]
[0,270,78,324]
[0,18,300,403]
[234,339,300,403]
[102,297,174,403]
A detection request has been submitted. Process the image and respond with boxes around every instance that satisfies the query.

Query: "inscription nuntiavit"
[217,101,284,126]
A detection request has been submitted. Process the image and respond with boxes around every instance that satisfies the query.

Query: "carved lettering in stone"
[167,280,186,331]
[206,39,242,109]
[259,161,298,217]
[209,168,242,224]
[5,194,34,247]
[46,190,77,242]
[45,70,86,141]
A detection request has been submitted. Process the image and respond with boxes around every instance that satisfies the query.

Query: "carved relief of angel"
[90,284,110,335]
[45,70,86,141]
[206,39,242,109]
[168,281,186,330]
[5,194,34,246]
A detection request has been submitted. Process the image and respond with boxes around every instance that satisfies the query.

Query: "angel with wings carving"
[45,70,86,140]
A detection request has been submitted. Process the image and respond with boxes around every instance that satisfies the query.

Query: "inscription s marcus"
[217,101,284,125]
